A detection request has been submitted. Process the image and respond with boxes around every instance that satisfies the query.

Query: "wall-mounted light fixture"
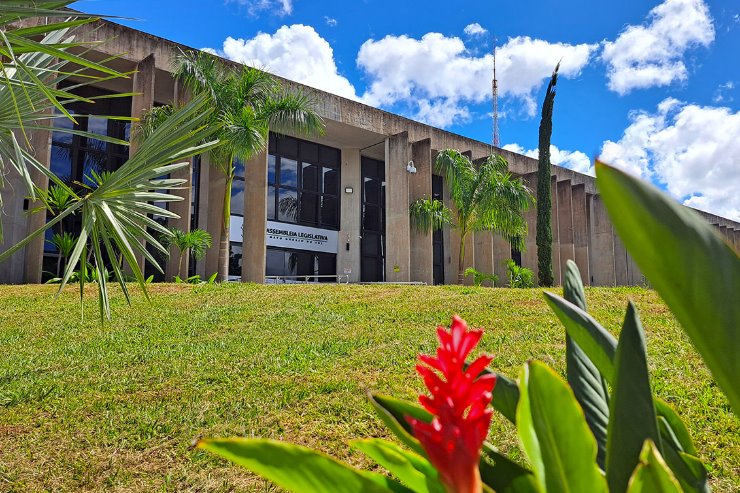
[406,160,417,174]
[344,186,354,194]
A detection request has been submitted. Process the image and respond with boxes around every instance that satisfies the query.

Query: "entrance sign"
[265,221,338,254]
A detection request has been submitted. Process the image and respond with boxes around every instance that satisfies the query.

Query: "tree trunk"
[178,250,186,279]
[217,174,234,282]
[457,231,467,284]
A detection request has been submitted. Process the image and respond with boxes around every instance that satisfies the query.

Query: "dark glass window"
[266,133,341,230]
[361,157,385,282]
[229,243,243,278]
[265,247,336,282]
[432,174,445,285]
[43,85,132,282]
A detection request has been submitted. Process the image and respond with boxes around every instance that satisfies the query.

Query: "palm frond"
[409,198,453,233]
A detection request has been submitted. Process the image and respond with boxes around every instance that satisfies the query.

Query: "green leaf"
[658,429,710,493]
[198,438,410,493]
[606,302,661,493]
[491,370,520,424]
[480,443,539,493]
[544,292,617,382]
[368,393,429,457]
[626,440,681,493]
[562,260,610,469]
[517,361,607,493]
[595,161,740,414]
[654,399,696,457]
[350,439,444,493]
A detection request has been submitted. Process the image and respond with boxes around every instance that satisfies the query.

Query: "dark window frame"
[267,133,341,230]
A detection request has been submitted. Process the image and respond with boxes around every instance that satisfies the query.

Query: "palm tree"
[161,227,212,279]
[0,2,130,240]
[172,49,325,281]
[410,149,535,284]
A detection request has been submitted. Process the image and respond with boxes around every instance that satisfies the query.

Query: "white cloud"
[600,98,740,221]
[464,23,487,36]
[217,25,359,100]
[602,0,715,94]
[324,16,337,27]
[503,143,594,175]
[228,0,294,16]
[357,33,597,125]
[713,81,735,103]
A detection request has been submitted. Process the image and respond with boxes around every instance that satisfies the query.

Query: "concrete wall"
[572,184,590,285]
[338,148,361,283]
[242,152,268,283]
[588,194,616,286]
[557,180,576,284]
[409,139,433,284]
[384,133,411,282]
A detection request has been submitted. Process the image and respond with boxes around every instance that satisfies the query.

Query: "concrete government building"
[2,18,739,286]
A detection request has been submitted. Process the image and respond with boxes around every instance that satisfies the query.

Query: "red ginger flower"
[407,315,496,493]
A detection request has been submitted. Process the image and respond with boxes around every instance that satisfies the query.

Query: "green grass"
[0,284,736,492]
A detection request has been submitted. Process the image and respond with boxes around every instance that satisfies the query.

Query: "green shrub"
[463,267,498,287]
[507,259,535,288]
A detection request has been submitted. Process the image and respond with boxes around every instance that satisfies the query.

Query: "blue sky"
[75,0,740,220]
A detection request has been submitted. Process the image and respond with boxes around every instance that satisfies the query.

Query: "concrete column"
[409,139,433,284]
[385,132,411,282]
[242,151,268,283]
[474,232,494,286]
[204,156,226,278]
[550,175,562,286]
[338,148,361,283]
[521,173,538,280]
[627,253,643,286]
[733,229,740,254]
[0,159,30,283]
[613,233,629,286]
[129,54,156,273]
[588,194,616,286]
[23,113,53,283]
[164,83,193,280]
[492,234,511,286]
[571,184,590,285]
[556,180,576,285]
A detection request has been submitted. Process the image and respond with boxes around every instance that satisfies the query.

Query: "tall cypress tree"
[536,62,560,287]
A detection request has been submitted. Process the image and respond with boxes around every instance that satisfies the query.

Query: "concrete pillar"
[338,148,361,283]
[23,113,53,283]
[409,139,433,284]
[550,175,562,286]
[385,133,411,282]
[627,253,643,286]
[242,151,268,283]
[474,232,494,286]
[0,164,30,284]
[204,156,226,278]
[521,173,538,280]
[571,184,590,285]
[588,194,616,286]
[733,229,740,254]
[556,180,576,285]
[492,234,511,286]
[129,54,156,273]
[164,83,193,280]
[613,233,629,286]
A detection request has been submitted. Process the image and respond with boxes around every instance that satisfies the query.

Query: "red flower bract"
[407,315,496,493]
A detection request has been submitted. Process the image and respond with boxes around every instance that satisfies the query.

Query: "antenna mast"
[492,38,500,148]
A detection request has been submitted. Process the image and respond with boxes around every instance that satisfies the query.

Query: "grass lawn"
[0,284,736,492]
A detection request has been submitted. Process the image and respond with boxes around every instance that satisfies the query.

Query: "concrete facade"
[2,18,739,286]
